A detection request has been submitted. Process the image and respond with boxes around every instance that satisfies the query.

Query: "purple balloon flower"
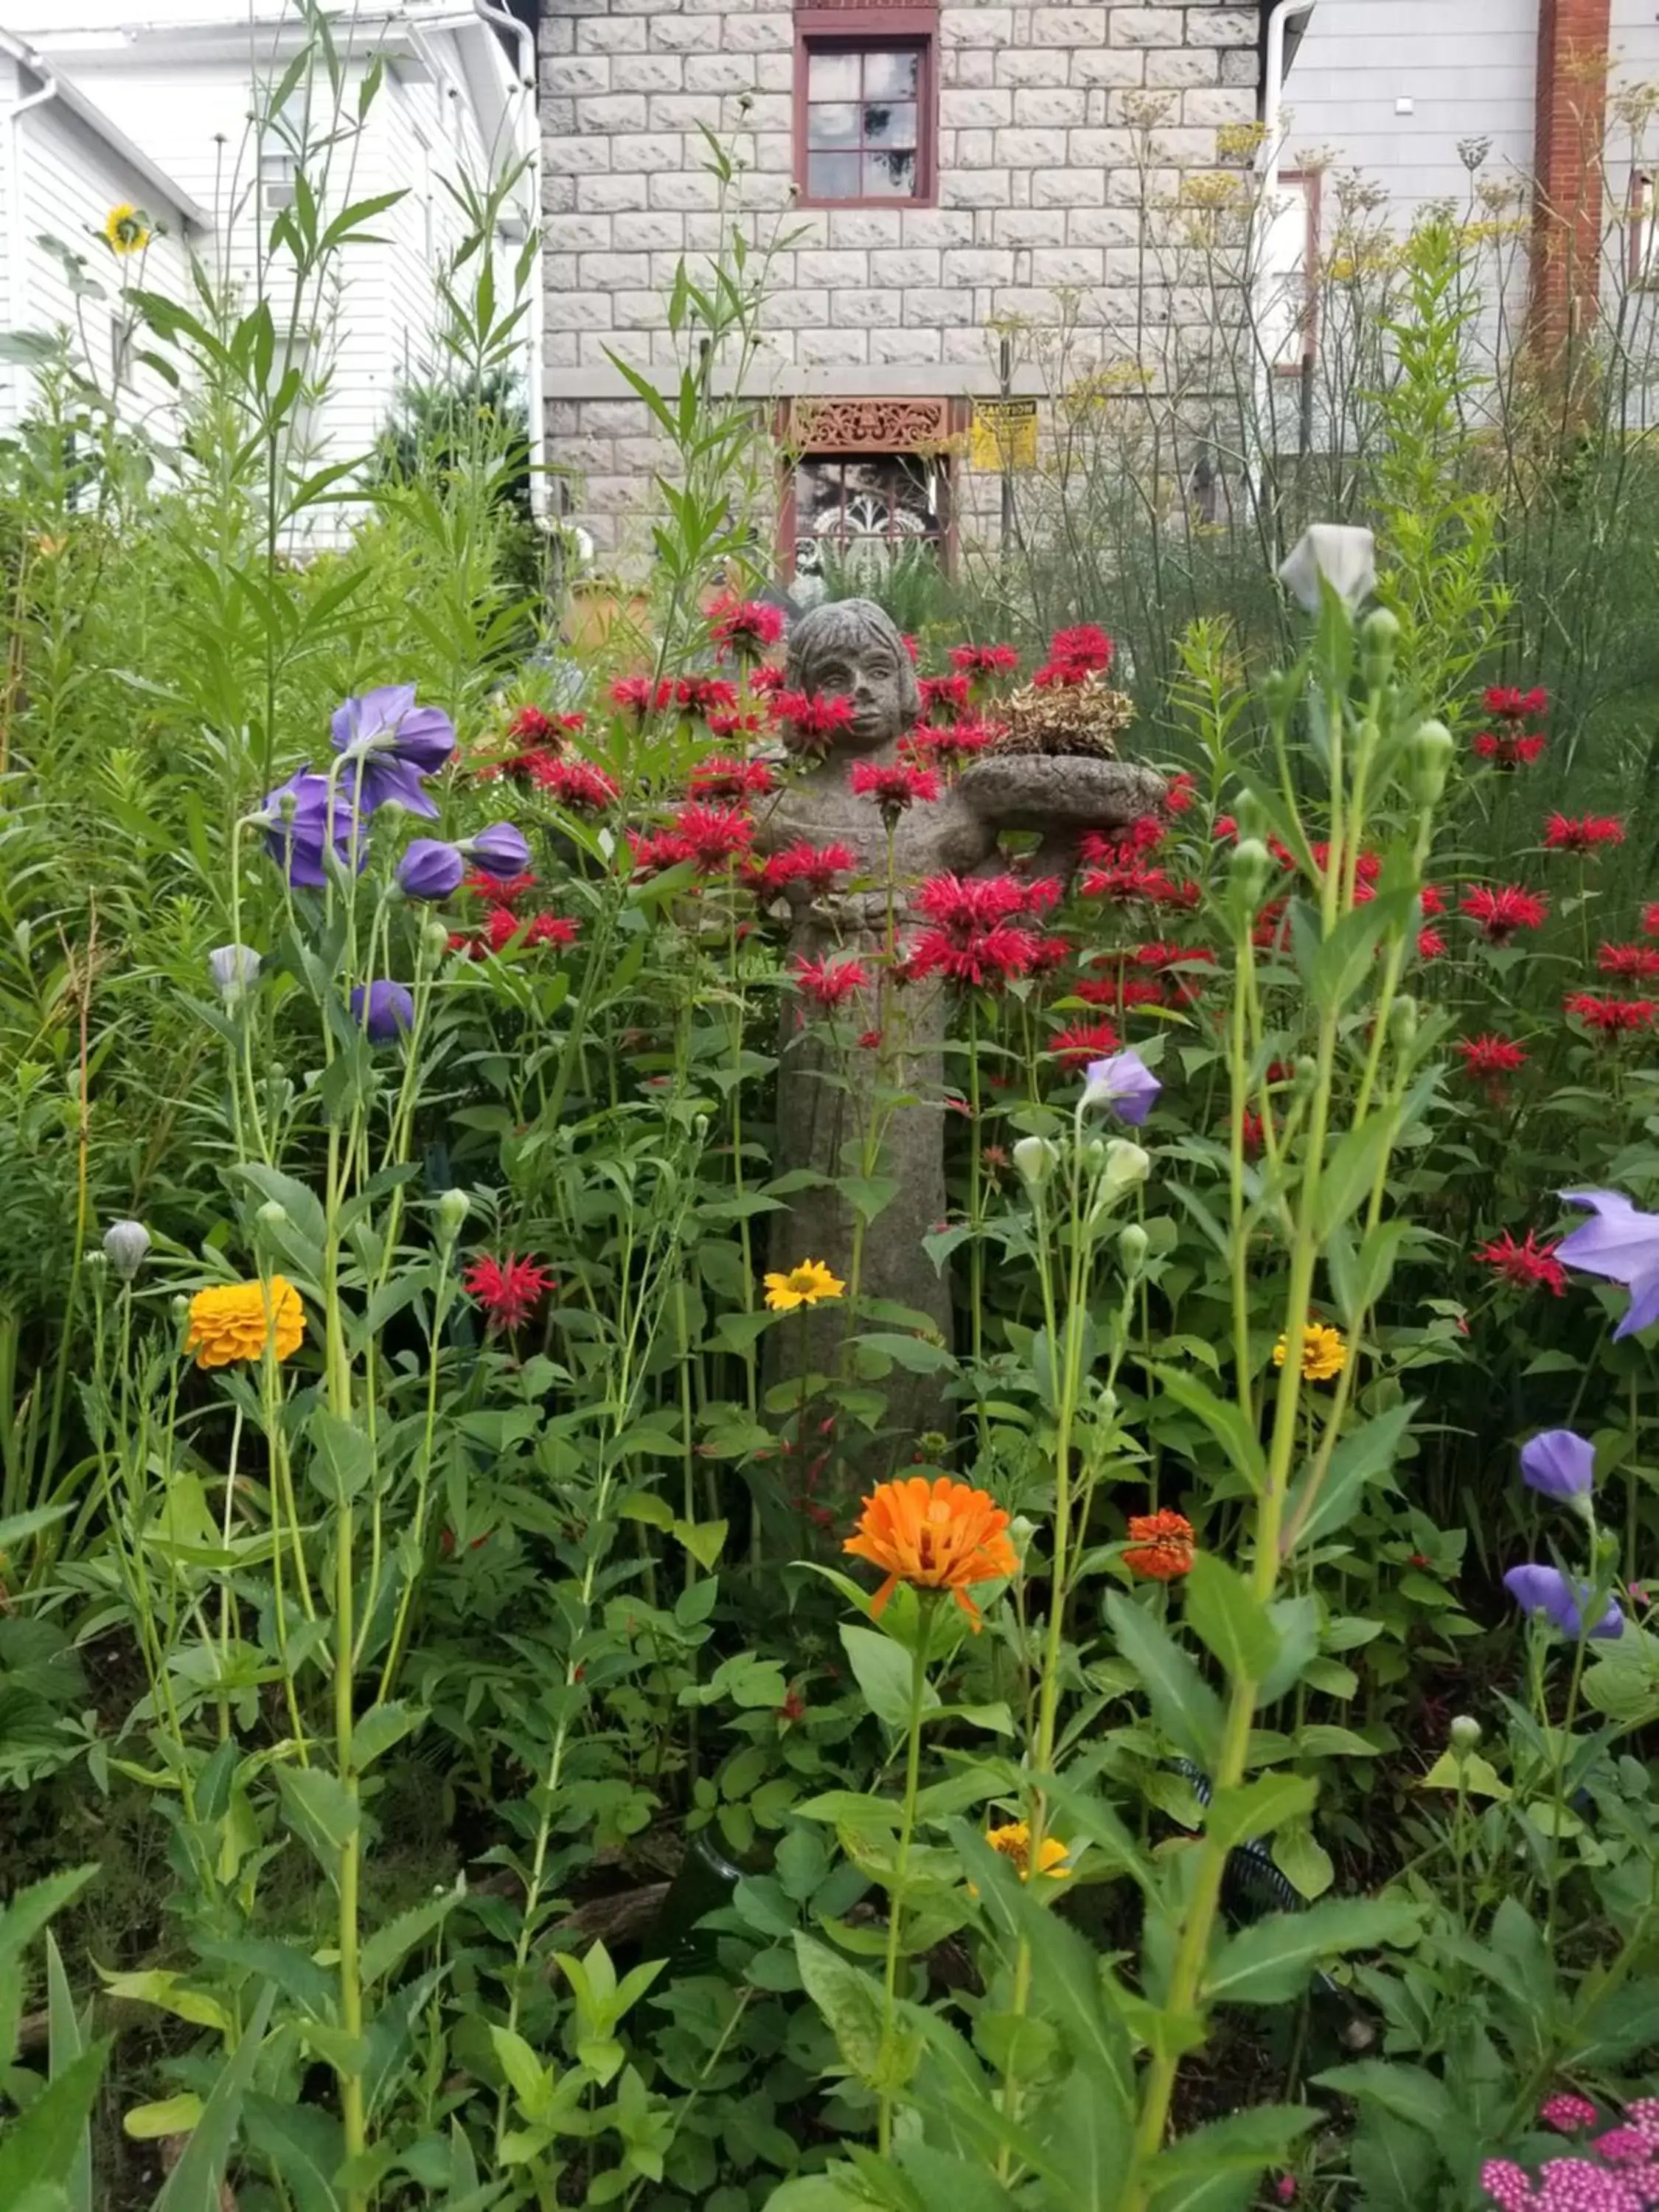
[1082,1048,1161,1126]
[397,838,465,902]
[462,821,532,880]
[1557,1189,1659,1340]
[332,684,456,818]
[1520,1429,1596,1502]
[1503,1562,1624,1641]
[349,981,415,1044]
[258,769,361,888]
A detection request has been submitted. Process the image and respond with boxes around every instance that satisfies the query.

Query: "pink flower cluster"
[1483,2101,1659,2212]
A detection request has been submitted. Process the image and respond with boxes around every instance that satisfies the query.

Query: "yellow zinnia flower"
[762,1258,845,1312]
[1273,1322,1347,1384]
[985,1821,1070,1882]
[185,1277,305,1368]
[102,203,151,256]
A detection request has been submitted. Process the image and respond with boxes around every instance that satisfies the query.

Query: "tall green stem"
[877,1628,931,2156]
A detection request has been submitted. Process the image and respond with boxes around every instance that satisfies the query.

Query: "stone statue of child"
[756,596,1163,1476]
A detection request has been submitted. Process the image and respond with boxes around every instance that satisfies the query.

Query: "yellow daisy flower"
[184,1277,305,1369]
[762,1258,845,1312]
[985,1820,1070,1882]
[1273,1321,1347,1384]
[102,204,151,256]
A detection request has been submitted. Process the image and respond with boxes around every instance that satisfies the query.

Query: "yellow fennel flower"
[1273,1321,1347,1384]
[185,1277,305,1368]
[985,1821,1070,1882]
[763,1258,845,1312]
[102,204,151,255]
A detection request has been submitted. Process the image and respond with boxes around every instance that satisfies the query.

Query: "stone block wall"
[541,0,1262,572]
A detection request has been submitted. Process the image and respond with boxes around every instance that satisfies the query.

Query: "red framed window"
[794,8,937,208]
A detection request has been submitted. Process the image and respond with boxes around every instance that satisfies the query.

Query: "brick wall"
[1531,0,1612,364]
[541,0,1262,572]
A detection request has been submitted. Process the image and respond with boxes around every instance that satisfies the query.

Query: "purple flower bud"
[1082,1048,1161,1126]
[1503,1562,1624,1641]
[349,981,415,1044]
[397,839,466,902]
[1520,1430,1596,1502]
[331,684,456,818]
[462,821,532,880]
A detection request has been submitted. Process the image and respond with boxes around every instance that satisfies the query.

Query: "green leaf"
[490,2026,554,2124]
[619,1492,675,1530]
[1184,1555,1280,1687]
[794,1934,885,2087]
[1105,1593,1222,1768]
[1312,2060,1453,2136]
[351,1701,422,1772]
[1206,1898,1419,2003]
[1314,1115,1398,1238]
[154,1984,276,2212]
[102,1971,233,2034]
[1417,1750,1509,1799]
[1150,1367,1265,1495]
[0,2041,111,2202]
[1287,1402,1415,1551]
[360,1893,457,1987]
[125,2096,206,2140]
[1204,1773,1317,1853]
[838,1624,928,1733]
[855,1332,957,1375]
[672,1517,728,1570]
[1150,2105,1319,2212]
[308,1409,375,1506]
[0,1867,97,2066]
[276,1766,359,1883]
[44,1933,91,2212]
[1270,1823,1335,1902]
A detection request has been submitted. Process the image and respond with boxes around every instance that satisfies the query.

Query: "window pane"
[807,100,859,147]
[865,100,916,149]
[863,149,917,198]
[808,50,859,102]
[863,48,918,101]
[808,151,860,198]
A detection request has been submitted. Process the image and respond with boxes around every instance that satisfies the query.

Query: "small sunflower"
[102,203,151,256]
[985,1821,1070,1882]
[763,1258,845,1312]
[184,1277,305,1369]
[1273,1321,1347,1384]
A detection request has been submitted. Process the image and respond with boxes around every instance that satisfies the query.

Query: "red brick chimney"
[1530,0,1613,364]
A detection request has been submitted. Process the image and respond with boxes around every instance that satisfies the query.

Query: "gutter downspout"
[1252,1,1316,521]
[470,1,546,522]
[1,36,60,429]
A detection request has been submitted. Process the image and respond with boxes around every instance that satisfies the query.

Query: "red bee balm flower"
[1545,814,1625,852]
[757,841,856,897]
[849,759,941,815]
[1456,1034,1527,1077]
[709,595,785,658]
[1049,1018,1121,1068]
[1472,731,1546,768]
[1461,885,1548,941]
[464,1253,555,1332]
[1565,992,1658,1034]
[671,802,754,872]
[1475,1231,1566,1296]
[1048,623,1114,672]
[1484,684,1548,722]
[791,953,869,1010]
[903,718,996,769]
[529,756,619,811]
[918,672,972,721]
[1599,942,1659,978]
[773,690,855,755]
[905,923,1038,989]
[1644,903,1659,939]
[947,642,1020,678]
[691,755,776,800]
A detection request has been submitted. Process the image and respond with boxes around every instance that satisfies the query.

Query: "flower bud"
[1278,523,1377,614]
[1119,1222,1150,1275]
[1293,1056,1318,1096]
[1407,720,1454,808]
[1100,1138,1151,1203]
[1448,1714,1482,1755]
[102,1219,151,1280]
[208,944,261,1001]
[1360,605,1401,655]
[1013,1135,1060,1188]
[1388,995,1418,1052]
[435,1188,470,1244]
[1228,837,1275,916]
[255,1198,289,1242]
[171,1293,191,1328]
[83,1248,108,1275]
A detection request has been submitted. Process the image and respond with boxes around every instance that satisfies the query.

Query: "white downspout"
[1252,1,1316,517]
[470,0,546,523]
[1,38,60,430]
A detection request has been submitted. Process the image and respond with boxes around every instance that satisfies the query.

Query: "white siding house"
[0,35,201,434]
[0,1,540,529]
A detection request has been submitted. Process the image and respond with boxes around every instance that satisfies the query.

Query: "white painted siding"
[0,69,194,435]
[1281,0,1538,217]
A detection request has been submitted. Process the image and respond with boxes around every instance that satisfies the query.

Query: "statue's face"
[799,632,911,751]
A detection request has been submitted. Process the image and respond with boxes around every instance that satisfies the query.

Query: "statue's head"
[784,597,920,754]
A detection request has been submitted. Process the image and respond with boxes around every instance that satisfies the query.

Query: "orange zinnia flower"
[1123,1509,1196,1582]
[844,1475,1018,1629]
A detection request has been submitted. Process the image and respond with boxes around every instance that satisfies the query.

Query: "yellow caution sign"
[970,397,1038,472]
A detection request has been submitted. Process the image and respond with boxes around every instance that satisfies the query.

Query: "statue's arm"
[958,755,1166,834]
